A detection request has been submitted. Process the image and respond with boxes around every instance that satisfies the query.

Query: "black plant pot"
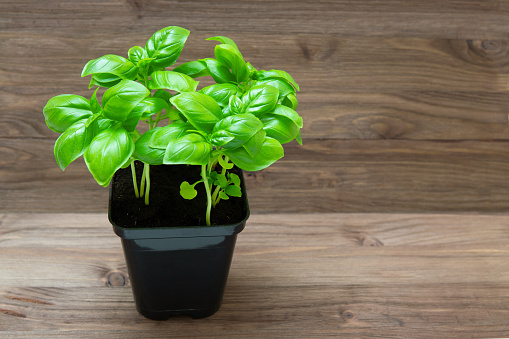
[108,164,249,320]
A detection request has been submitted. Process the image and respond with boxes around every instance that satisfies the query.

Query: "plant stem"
[130,162,140,198]
[144,163,150,205]
[201,164,212,226]
[140,164,146,197]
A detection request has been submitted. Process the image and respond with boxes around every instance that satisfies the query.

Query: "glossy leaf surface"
[242,84,279,116]
[148,71,199,92]
[212,114,263,149]
[54,119,96,170]
[102,80,150,122]
[199,83,242,107]
[163,133,212,165]
[146,26,190,68]
[132,128,165,165]
[226,136,284,171]
[173,60,210,78]
[43,95,92,133]
[170,92,222,133]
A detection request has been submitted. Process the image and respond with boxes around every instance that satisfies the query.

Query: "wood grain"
[1,212,508,337]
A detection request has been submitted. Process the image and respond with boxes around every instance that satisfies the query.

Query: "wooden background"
[2,0,509,213]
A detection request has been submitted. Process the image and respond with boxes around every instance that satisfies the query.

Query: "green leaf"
[225,184,242,197]
[270,104,303,128]
[81,54,138,83]
[212,114,264,149]
[43,94,93,133]
[132,97,169,120]
[209,129,235,147]
[255,69,300,91]
[215,173,229,189]
[256,78,295,99]
[170,92,222,133]
[128,46,148,65]
[226,136,284,171]
[218,155,234,169]
[295,130,303,146]
[163,133,212,165]
[153,89,172,103]
[149,122,191,149]
[132,128,165,165]
[215,44,249,83]
[200,83,242,107]
[219,191,229,200]
[90,88,102,114]
[204,59,236,84]
[148,71,199,92]
[146,26,190,69]
[242,128,266,157]
[102,80,150,122]
[281,92,298,110]
[228,95,244,114]
[54,119,96,170]
[206,36,239,51]
[173,60,210,78]
[180,181,198,200]
[261,114,300,144]
[89,73,122,88]
[229,172,241,186]
[84,126,134,187]
[242,84,279,116]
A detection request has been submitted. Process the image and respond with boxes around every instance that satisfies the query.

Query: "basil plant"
[43,26,303,225]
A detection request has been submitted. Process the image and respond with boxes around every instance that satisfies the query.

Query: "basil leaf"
[204,59,236,84]
[153,89,172,103]
[81,55,138,84]
[225,184,242,197]
[173,60,210,78]
[256,78,295,99]
[89,73,122,88]
[180,181,198,199]
[148,71,199,92]
[128,46,148,65]
[255,69,300,91]
[226,136,284,171]
[209,129,235,147]
[295,130,303,146]
[163,133,212,165]
[170,92,222,133]
[212,114,264,149]
[146,26,190,69]
[200,83,242,107]
[149,122,191,149]
[270,104,303,128]
[102,80,150,122]
[84,126,134,187]
[134,97,170,119]
[228,95,244,114]
[281,92,298,110]
[261,114,300,144]
[54,119,96,170]
[242,128,266,157]
[132,128,165,165]
[43,94,93,133]
[215,44,249,83]
[90,88,102,114]
[206,36,239,52]
[242,84,279,116]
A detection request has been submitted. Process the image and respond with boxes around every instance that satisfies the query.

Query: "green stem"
[144,163,150,205]
[130,162,140,198]
[202,164,212,226]
[140,164,146,197]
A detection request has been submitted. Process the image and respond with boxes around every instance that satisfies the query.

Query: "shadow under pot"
[108,163,250,320]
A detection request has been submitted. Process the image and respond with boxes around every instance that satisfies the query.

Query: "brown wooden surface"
[1,212,508,337]
[2,0,509,213]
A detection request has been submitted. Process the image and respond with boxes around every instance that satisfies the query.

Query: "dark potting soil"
[110,161,248,228]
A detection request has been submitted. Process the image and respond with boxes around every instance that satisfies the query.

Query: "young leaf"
[225,184,242,197]
[170,92,222,133]
[219,191,229,200]
[218,155,234,170]
[84,126,134,187]
[228,172,241,186]
[212,114,264,149]
[54,119,96,171]
[180,181,198,199]
[163,133,212,165]
[228,95,244,114]
[43,94,93,133]
[81,54,138,84]
[242,128,266,158]
[226,136,284,171]
[214,44,249,83]
[209,129,235,147]
[132,128,165,165]
[204,59,236,84]
[242,84,279,116]
[102,80,150,122]
[206,36,239,51]
[131,97,169,120]
[261,114,300,144]
[146,26,190,69]
[148,71,199,92]
[128,46,148,65]
[200,83,242,107]
[215,173,229,189]
[90,88,102,114]
[255,69,300,91]
[173,60,210,78]
[281,92,298,110]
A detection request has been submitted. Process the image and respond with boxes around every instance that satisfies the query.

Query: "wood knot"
[465,39,508,65]
[105,270,129,287]
[481,40,502,51]
[340,310,356,321]
[297,36,339,62]
[359,235,384,247]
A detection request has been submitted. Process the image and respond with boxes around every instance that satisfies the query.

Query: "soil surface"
[110,162,248,228]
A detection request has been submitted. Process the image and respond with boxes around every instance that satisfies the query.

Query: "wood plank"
[2,36,509,140]
[1,0,508,39]
[1,212,508,337]
[3,139,509,213]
